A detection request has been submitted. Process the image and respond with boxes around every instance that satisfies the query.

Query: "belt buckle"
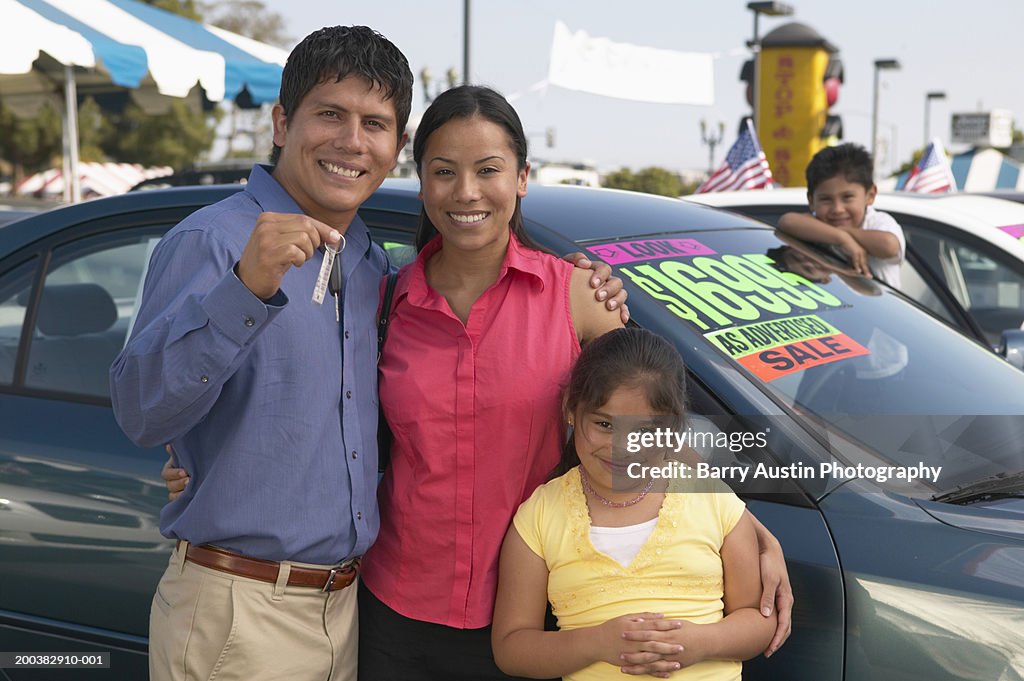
[322,568,340,593]
[321,557,359,593]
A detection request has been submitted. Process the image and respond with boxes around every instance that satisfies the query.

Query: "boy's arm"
[491,525,684,678]
[777,212,870,277]
[843,209,904,261]
[836,225,901,260]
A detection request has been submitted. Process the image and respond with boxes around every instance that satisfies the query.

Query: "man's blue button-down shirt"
[110,165,387,564]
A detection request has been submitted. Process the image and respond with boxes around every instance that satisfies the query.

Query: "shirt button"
[244,317,255,327]
[344,330,350,339]
[351,450,358,459]
[356,511,363,521]
[346,390,352,399]
[200,375,209,383]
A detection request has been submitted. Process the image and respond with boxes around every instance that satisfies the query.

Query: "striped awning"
[894,148,1024,192]
[0,0,287,116]
[15,162,173,198]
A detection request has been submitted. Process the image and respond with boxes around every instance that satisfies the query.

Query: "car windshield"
[585,228,1024,492]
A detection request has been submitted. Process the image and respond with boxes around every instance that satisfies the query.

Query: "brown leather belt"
[180,542,359,592]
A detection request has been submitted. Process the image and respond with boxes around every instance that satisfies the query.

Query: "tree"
[0,103,62,183]
[601,166,687,198]
[199,0,290,46]
[106,100,220,169]
[77,97,114,163]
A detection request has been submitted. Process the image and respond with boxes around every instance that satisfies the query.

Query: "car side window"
[0,259,39,386]
[903,223,1024,346]
[360,208,419,268]
[897,258,958,325]
[22,234,162,399]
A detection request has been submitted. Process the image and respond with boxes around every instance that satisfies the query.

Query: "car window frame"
[0,207,195,407]
[892,210,1024,339]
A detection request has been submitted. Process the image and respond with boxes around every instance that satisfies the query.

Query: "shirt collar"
[243,164,372,264]
[400,231,548,310]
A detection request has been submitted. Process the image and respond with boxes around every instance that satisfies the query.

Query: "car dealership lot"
[0,181,1022,680]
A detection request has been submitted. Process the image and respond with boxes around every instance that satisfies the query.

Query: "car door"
[894,213,1024,347]
[0,217,182,678]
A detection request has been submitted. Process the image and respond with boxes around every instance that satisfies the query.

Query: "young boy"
[778,143,905,288]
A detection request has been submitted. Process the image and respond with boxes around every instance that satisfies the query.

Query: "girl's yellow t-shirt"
[512,467,746,681]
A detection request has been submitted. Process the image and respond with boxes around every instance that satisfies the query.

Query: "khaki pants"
[149,542,358,681]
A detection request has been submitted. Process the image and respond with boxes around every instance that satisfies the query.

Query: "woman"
[357,85,623,680]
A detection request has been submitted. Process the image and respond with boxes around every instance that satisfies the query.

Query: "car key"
[329,254,342,322]
[311,235,346,320]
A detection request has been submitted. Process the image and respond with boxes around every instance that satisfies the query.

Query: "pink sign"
[588,238,717,265]
[997,224,1024,240]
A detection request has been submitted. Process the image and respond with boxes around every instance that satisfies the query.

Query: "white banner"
[547,20,713,105]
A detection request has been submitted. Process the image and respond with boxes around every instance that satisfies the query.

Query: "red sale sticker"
[736,333,870,382]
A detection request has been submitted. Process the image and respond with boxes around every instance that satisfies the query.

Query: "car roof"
[685,188,1024,262]
[0,178,772,256]
[519,183,768,241]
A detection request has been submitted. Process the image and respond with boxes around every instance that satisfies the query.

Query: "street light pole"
[463,0,471,85]
[924,91,946,148]
[700,120,726,174]
[747,2,794,132]
[871,58,900,173]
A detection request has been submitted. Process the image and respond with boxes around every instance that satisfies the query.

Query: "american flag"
[696,119,773,193]
[904,138,957,193]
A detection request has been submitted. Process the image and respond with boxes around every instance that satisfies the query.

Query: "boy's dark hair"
[412,85,544,253]
[553,328,689,478]
[805,143,875,196]
[270,26,413,165]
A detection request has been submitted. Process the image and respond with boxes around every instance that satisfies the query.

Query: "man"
[111,26,624,681]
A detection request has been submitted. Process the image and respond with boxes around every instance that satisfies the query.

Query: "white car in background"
[685,189,1024,352]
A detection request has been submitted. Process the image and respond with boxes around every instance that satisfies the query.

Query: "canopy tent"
[892,147,1024,192]
[0,0,288,202]
[15,161,172,198]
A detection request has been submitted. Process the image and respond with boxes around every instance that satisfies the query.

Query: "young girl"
[492,328,776,680]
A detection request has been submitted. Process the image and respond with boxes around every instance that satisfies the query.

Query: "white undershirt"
[590,517,659,567]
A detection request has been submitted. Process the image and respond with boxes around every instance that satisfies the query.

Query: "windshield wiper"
[932,470,1024,505]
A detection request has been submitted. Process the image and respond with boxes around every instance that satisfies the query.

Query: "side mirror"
[998,329,1024,370]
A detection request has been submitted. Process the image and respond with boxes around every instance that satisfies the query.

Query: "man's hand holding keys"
[236,212,342,301]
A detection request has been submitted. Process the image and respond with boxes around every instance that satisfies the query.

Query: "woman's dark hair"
[412,85,543,253]
[553,328,689,478]
[270,26,413,165]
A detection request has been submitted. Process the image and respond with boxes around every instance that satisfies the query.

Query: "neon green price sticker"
[621,253,844,332]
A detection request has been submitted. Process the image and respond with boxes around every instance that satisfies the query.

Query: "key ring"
[325,233,347,256]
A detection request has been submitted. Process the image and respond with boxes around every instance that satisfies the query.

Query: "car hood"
[914,496,1024,542]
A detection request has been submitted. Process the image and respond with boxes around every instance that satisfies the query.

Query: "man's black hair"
[805,143,875,195]
[270,26,413,164]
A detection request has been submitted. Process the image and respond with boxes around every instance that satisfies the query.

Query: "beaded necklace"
[579,466,654,508]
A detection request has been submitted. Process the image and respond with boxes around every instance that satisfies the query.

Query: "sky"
[260,0,1024,178]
